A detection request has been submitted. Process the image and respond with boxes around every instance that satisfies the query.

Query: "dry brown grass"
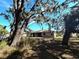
[0,45,16,59]
[0,37,79,59]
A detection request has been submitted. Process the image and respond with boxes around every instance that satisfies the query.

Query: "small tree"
[0,25,8,35]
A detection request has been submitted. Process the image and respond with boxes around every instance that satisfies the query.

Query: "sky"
[0,0,78,32]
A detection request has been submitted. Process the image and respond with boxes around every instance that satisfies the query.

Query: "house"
[28,30,54,37]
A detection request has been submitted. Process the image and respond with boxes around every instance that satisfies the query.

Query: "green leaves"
[0,25,8,35]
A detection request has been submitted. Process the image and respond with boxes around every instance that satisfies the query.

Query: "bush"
[0,41,7,48]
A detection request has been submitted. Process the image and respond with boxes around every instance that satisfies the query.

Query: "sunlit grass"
[0,40,7,48]
[0,40,16,59]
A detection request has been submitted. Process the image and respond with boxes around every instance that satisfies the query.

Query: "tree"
[0,25,9,40]
[6,0,49,46]
[62,10,79,46]
[7,0,38,46]
[0,0,79,47]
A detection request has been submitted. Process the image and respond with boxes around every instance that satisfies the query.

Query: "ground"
[31,39,79,59]
[0,37,79,59]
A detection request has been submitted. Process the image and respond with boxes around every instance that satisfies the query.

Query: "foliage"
[0,41,7,48]
[0,25,8,35]
[1,0,79,31]
[56,32,63,37]
[1,0,77,25]
[0,0,79,46]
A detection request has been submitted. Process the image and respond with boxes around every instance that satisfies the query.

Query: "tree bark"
[8,19,29,47]
[10,29,23,47]
[7,0,37,47]
[62,30,71,45]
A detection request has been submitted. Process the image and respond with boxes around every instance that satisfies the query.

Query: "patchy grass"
[0,41,7,48]
[0,46,16,59]
[0,37,79,59]
[0,41,16,59]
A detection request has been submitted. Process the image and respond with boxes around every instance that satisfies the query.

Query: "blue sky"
[0,0,78,32]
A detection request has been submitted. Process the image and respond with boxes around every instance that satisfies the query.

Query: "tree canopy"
[0,0,79,31]
[0,0,79,46]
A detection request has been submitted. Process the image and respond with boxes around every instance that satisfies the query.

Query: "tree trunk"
[52,31,54,40]
[7,0,37,47]
[8,18,29,47]
[62,30,71,45]
[10,28,23,47]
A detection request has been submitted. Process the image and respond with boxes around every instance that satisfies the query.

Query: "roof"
[29,30,54,33]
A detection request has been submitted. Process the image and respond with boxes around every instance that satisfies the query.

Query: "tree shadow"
[36,40,59,59]
[35,40,69,59]
[6,40,79,59]
[34,40,79,59]
[6,50,22,59]
[70,48,79,59]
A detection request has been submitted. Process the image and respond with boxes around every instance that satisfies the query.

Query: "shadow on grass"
[6,50,22,59]
[34,40,79,59]
[6,40,79,59]
[37,43,59,59]
[70,48,79,59]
